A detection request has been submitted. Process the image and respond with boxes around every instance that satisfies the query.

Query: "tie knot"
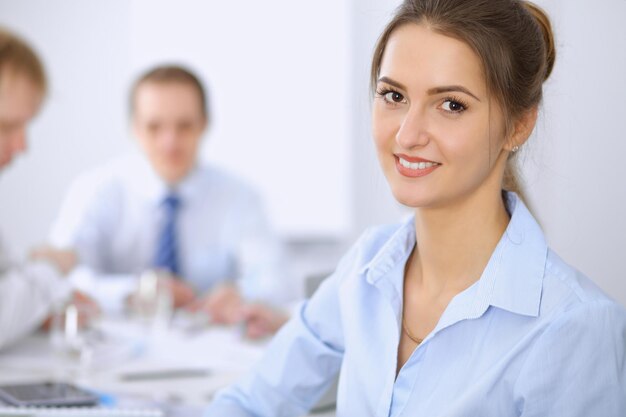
[162,194,181,211]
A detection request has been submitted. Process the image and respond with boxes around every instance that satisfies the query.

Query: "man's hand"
[71,290,101,326]
[41,291,101,331]
[160,276,196,309]
[240,303,289,339]
[29,246,77,275]
[187,284,242,324]
[128,272,196,311]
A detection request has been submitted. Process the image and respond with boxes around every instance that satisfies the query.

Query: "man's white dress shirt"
[0,233,71,350]
[50,153,291,311]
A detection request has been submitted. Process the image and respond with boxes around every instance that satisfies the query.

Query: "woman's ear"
[505,106,538,152]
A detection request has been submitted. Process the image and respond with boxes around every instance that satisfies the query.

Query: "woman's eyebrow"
[377,76,407,91]
[427,86,481,102]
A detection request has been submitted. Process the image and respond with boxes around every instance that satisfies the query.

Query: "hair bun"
[523,1,556,81]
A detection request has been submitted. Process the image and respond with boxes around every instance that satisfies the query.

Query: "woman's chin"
[391,188,433,209]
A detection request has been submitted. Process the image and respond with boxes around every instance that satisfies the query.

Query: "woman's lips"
[394,154,441,178]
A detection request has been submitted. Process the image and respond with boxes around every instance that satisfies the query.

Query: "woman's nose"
[395,107,430,150]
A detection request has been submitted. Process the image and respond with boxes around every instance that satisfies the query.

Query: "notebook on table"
[0,382,162,417]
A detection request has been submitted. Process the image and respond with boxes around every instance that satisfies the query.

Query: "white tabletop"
[0,317,335,417]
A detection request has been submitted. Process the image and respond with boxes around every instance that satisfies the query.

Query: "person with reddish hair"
[0,27,78,350]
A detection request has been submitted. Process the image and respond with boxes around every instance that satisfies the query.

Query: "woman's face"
[372,23,510,209]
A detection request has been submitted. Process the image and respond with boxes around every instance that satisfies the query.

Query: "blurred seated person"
[49,65,292,337]
[0,27,81,349]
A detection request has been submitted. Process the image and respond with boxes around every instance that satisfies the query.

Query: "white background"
[0,0,625,306]
[0,0,352,241]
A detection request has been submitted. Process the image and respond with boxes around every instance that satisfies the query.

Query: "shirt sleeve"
[68,266,136,315]
[49,173,116,272]
[515,300,626,417]
[231,190,296,306]
[0,261,72,350]
[205,243,354,417]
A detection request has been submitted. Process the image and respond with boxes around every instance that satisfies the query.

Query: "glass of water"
[129,269,174,331]
[49,296,100,375]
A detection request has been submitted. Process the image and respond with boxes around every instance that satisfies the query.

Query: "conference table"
[0,313,335,417]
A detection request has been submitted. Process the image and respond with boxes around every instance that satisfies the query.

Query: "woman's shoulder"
[515,253,626,414]
[539,249,626,323]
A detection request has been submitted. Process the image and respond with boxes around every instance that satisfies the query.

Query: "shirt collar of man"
[359,191,547,323]
[125,150,202,207]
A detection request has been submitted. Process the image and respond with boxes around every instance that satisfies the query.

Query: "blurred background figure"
[0,27,80,349]
[49,65,291,337]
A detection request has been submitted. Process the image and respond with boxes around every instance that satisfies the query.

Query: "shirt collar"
[124,150,202,207]
[358,215,415,285]
[359,192,547,318]
[479,192,547,317]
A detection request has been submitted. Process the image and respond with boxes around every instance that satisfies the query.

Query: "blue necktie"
[153,193,181,277]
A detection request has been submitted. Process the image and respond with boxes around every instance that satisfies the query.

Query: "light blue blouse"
[206,193,626,417]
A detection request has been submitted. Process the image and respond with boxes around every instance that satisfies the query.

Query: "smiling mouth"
[398,157,439,170]
[394,154,441,177]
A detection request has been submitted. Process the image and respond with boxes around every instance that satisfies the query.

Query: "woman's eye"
[384,91,406,104]
[441,99,466,113]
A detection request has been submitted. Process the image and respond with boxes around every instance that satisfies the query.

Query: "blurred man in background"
[50,65,291,338]
[0,27,78,350]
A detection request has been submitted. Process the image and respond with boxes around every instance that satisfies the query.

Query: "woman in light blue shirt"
[206,0,626,416]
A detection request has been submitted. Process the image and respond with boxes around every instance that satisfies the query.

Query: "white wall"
[524,0,626,305]
[1,0,625,305]
[127,0,351,239]
[0,0,351,254]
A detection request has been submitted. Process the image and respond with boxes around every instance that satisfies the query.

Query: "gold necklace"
[402,316,423,345]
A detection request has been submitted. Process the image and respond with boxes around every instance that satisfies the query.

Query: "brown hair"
[129,64,209,120]
[371,0,556,198]
[0,27,47,92]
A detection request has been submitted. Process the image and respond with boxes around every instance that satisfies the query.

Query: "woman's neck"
[410,188,510,297]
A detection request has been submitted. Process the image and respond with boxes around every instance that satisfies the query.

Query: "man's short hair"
[0,27,47,92]
[129,65,209,120]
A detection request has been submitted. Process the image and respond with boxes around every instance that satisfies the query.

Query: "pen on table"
[119,368,211,382]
